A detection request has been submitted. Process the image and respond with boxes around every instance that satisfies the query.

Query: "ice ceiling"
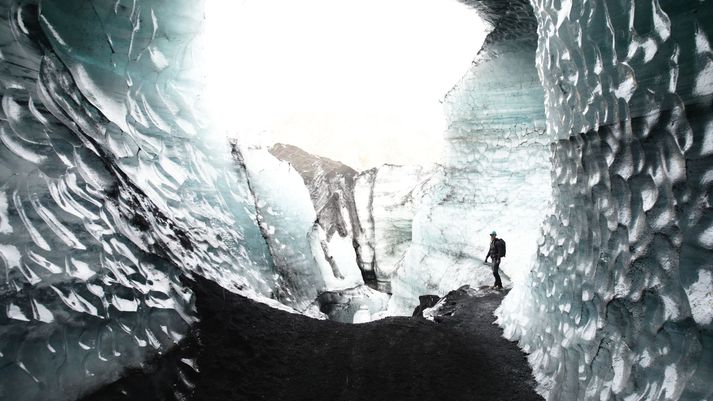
[0,0,712,401]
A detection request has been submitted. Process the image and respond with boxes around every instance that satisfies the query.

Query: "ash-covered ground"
[83,278,541,401]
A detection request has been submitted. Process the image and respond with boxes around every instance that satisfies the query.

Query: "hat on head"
[490,231,497,236]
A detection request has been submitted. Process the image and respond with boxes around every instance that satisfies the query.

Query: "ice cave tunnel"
[1,0,713,400]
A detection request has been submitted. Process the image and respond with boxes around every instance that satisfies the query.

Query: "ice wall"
[37,0,277,296]
[0,2,204,399]
[2,0,712,399]
[0,1,402,394]
[265,143,390,322]
[267,143,363,292]
[498,1,713,400]
[388,0,553,314]
[354,164,440,293]
[0,0,315,399]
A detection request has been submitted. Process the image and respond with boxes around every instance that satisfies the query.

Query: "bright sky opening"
[203,0,487,170]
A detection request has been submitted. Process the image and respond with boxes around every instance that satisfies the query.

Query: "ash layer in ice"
[241,141,389,322]
[354,164,440,293]
[387,0,553,315]
[269,143,440,296]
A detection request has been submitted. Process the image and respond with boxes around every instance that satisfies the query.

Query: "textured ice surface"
[387,0,553,315]
[0,2,203,399]
[0,0,308,399]
[37,0,279,298]
[237,142,383,318]
[497,1,713,400]
[353,164,440,292]
[263,143,389,321]
[3,0,713,399]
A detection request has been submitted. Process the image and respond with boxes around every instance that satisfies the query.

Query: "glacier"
[0,0,712,400]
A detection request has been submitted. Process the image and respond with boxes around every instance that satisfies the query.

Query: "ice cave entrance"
[202,0,487,170]
[199,0,551,317]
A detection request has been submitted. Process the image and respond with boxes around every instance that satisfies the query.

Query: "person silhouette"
[484,231,505,289]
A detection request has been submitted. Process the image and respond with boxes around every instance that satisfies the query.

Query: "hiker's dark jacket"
[487,239,505,259]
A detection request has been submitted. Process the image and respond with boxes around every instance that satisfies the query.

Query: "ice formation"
[242,142,389,321]
[387,0,553,315]
[496,0,713,400]
[1,0,712,400]
[0,2,204,399]
[0,0,354,398]
[353,164,440,293]
[269,144,394,322]
[266,142,364,297]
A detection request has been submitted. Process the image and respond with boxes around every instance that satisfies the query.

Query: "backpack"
[496,238,506,257]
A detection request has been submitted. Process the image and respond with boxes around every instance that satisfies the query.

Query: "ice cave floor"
[81,277,543,401]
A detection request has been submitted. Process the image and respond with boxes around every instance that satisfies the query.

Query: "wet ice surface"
[0,2,200,399]
[0,0,283,399]
[497,1,713,400]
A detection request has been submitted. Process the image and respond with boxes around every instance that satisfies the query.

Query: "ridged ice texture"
[37,0,277,297]
[0,0,297,399]
[354,164,440,293]
[0,2,199,400]
[266,143,390,322]
[266,143,366,295]
[388,0,553,314]
[497,1,713,400]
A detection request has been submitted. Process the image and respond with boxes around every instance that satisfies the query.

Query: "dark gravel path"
[192,279,541,401]
[83,278,542,401]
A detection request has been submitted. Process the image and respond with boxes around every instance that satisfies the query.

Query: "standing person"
[484,231,505,289]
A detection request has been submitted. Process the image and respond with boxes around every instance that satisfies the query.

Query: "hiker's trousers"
[492,257,502,287]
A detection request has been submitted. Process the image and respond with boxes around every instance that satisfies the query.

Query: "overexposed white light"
[203,0,487,170]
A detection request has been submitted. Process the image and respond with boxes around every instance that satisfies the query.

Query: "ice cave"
[1,0,712,400]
